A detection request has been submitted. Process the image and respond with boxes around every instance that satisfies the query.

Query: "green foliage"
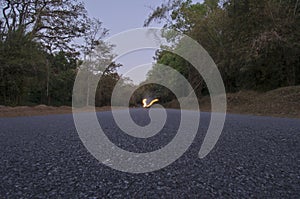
[0,0,119,107]
[145,0,300,97]
[1,0,299,107]
[47,52,77,106]
[0,32,47,105]
[96,72,120,107]
[147,51,201,99]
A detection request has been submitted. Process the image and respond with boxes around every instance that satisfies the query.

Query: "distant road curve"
[0,109,299,198]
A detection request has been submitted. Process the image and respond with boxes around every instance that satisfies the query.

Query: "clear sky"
[84,0,164,35]
[84,0,202,84]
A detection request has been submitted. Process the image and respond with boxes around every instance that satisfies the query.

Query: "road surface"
[0,109,299,198]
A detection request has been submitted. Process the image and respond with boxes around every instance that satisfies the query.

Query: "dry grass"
[1,86,299,118]
[164,86,300,118]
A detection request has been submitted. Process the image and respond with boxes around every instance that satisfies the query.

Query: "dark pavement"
[0,109,299,198]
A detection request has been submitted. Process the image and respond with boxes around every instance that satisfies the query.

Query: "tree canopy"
[144,0,300,96]
[1,0,299,107]
[0,0,121,106]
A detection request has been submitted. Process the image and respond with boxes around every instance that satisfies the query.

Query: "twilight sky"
[84,0,164,35]
[83,0,202,84]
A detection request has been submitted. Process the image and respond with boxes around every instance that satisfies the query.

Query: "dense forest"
[0,0,299,107]
[140,0,300,100]
[0,0,121,106]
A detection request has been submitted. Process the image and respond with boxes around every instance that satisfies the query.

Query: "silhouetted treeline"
[145,0,300,99]
[1,0,299,106]
[0,0,119,106]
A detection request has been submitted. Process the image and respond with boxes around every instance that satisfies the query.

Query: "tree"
[144,0,219,97]
[78,39,121,106]
[82,18,109,58]
[0,32,47,105]
[46,51,77,105]
[95,71,120,107]
[223,0,300,90]
[0,0,117,106]
[0,0,89,53]
[145,0,300,94]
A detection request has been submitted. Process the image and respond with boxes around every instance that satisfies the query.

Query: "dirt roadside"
[0,105,113,118]
[1,86,299,118]
[165,86,300,119]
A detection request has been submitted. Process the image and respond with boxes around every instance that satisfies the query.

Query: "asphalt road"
[0,109,299,198]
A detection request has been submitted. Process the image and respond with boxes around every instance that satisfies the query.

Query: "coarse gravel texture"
[0,109,299,198]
